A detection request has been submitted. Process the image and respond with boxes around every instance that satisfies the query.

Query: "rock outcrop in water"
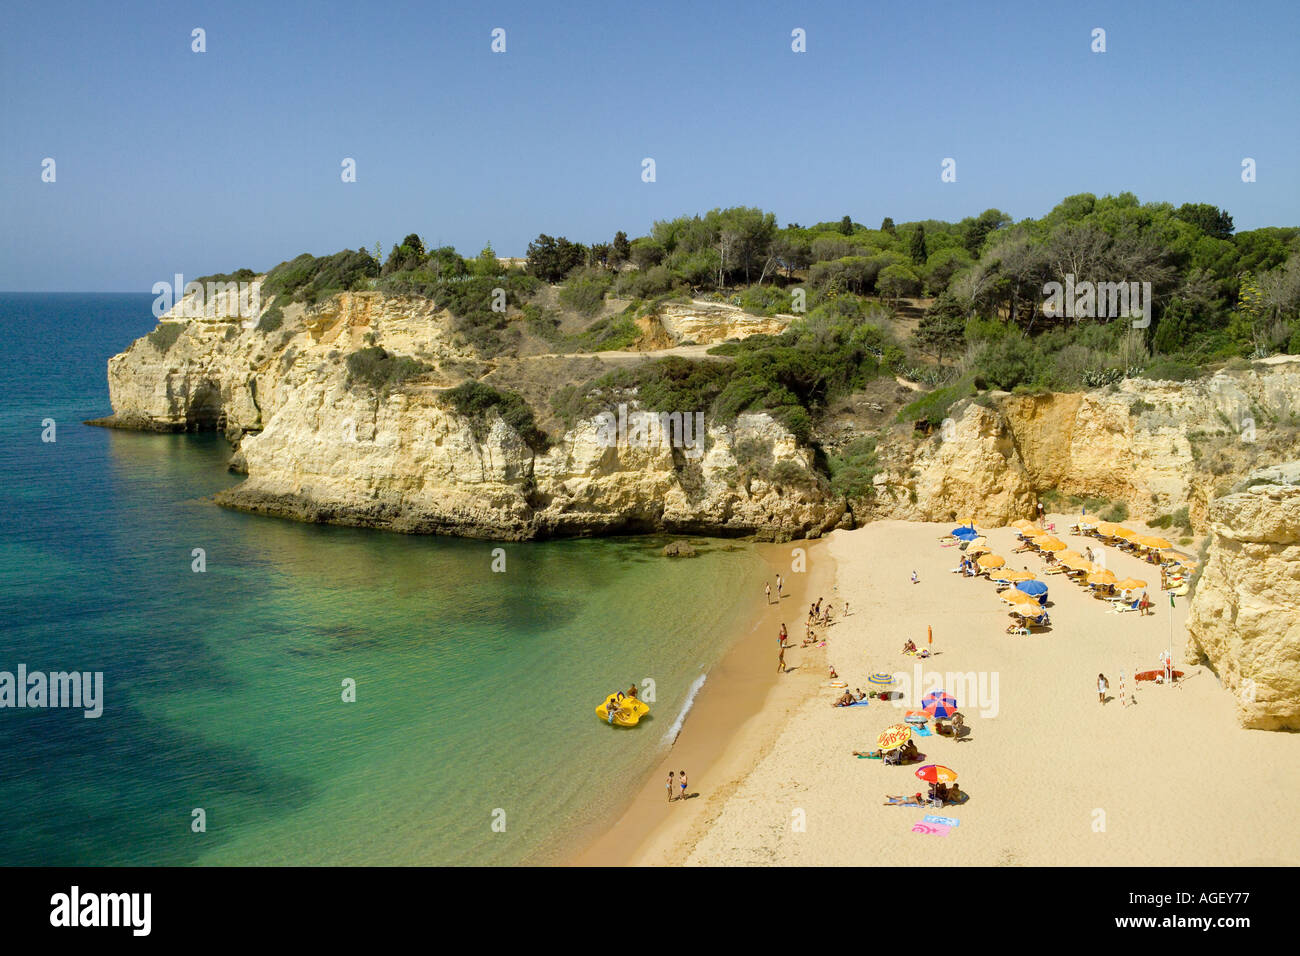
[1186,462,1300,730]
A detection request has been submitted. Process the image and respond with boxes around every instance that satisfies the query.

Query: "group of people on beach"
[666,770,688,802]
[764,574,785,605]
[776,595,844,674]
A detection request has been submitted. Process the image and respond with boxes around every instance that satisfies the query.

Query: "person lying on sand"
[884,794,925,806]
[834,691,854,707]
[854,749,881,758]
[902,639,917,655]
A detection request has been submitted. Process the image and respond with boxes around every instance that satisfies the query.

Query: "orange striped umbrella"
[1087,569,1119,586]
[977,554,1006,570]
[1112,527,1139,542]
[1036,536,1067,552]
[1136,534,1173,550]
[999,569,1036,583]
[1002,589,1039,607]
[1115,577,1147,591]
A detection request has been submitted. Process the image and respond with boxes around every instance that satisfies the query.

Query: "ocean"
[0,293,765,865]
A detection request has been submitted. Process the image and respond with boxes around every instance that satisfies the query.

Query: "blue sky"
[2,0,1297,290]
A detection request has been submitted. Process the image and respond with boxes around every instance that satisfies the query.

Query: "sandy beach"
[571,539,836,865]
[616,517,1300,866]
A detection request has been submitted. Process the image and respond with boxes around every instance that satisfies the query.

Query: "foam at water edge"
[663,672,707,746]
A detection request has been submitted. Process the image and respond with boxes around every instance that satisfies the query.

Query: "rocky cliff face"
[1186,462,1300,730]
[860,362,1300,529]
[99,288,841,540]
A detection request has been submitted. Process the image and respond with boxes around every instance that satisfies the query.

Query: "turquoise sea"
[0,293,765,865]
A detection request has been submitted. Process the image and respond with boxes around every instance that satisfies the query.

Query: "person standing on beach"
[1037,501,1045,523]
[1098,673,1109,704]
[778,623,788,647]
[765,581,772,605]
[777,645,786,674]
[776,574,783,599]
[667,770,675,802]
[679,770,688,801]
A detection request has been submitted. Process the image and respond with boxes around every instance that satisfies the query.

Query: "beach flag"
[1170,592,1175,607]
[1119,670,1127,708]
[928,625,932,647]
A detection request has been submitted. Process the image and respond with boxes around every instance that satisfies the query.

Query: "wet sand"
[569,538,836,865]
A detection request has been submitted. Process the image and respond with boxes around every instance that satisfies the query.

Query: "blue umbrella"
[951,526,978,541]
[1016,579,1049,605]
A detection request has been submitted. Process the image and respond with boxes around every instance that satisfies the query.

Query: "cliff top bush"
[146,322,184,353]
[344,347,429,393]
[264,250,379,304]
[441,381,548,452]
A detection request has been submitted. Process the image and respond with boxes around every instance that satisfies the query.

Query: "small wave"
[663,673,707,746]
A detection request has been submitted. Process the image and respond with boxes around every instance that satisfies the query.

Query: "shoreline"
[567,537,837,866]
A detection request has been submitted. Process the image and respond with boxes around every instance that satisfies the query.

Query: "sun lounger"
[1110,599,1141,614]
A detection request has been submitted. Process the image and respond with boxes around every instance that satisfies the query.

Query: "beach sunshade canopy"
[977,554,1006,570]
[1059,554,1094,572]
[966,544,991,557]
[999,569,1036,583]
[1096,521,1122,536]
[877,724,912,752]
[922,692,958,719]
[1087,569,1118,586]
[1112,527,1139,541]
[1011,518,1036,531]
[1115,577,1147,591]
[1136,535,1173,550]
[915,764,958,784]
[967,536,987,548]
[1036,536,1067,552]
[1015,580,1048,597]
[867,673,895,686]
[1019,526,1047,538]
[951,526,978,541]
[1002,589,1039,607]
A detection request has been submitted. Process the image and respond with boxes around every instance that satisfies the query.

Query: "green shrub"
[558,267,614,316]
[1143,359,1203,382]
[897,376,977,426]
[1100,501,1129,523]
[1150,506,1193,534]
[255,294,288,333]
[344,347,429,393]
[827,436,880,499]
[264,249,378,304]
[568,314,640,352]
[442,381,548,451]
[146,322,184,352]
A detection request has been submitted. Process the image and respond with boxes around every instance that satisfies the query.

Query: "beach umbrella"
[1036,536,1067,552]
[977,553,1006,570]
[999,569,1036,583]
[877,724,912,752]
[966,544,991,557]
[1011,518,1036,531]
[1096,521,1121,537]
[1059,554,1094,573]
[967,536,987,548]
[914,764,958,784]
[922,691,958,719]
[867,673,895,687]
[1002,589,1039,607]
[1136,535,1173,550]
[952,527,978,542]
[1087,569,1119,587]
[1112,527,1139,542]
[1015,580,1049,599]
[1019,526,1046,538]
[1115,577,1146,592]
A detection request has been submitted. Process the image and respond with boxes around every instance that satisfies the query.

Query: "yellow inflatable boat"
[597,693,650,727]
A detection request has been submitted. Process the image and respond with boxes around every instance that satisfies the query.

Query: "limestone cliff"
[1186,463,1300,730]
[859,362,1300,529]
[97,287,841,540]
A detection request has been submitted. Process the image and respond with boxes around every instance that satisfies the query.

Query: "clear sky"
[2,0,1298,291]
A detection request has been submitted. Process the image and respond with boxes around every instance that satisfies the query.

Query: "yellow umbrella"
[1002,589,1039,607]
[1057,549,1086,563]
[977,554,1006,570]
[967,544,991,557]
[1112,527,1139,542]
[1019,526,1047,538]
[1115,577,1147,591]
[1011,519,1036,531]
[1060,555,1094,573]
[1096,521,1122,537]
[967,536,988,548]
[1087,569,1119,586]
[1036,536,1067,552]
[877,724,912,752]
[1136,535,1173,550]
[1000,569,1036,583]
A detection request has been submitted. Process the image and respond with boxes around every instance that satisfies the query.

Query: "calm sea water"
[0,293,765,865]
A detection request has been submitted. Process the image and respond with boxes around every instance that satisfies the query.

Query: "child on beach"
[680,770,688,800]
[776,574,783,599]
[765,582,772,605]
[911,570,919,584]
[667,771,675,802]
[1098,673,1109,704]
[777,646,786,674]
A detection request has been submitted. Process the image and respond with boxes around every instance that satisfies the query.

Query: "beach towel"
[856,753,882,759]
[923,814,959,828]
[912,724,932,736]
[910,821,951,835]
